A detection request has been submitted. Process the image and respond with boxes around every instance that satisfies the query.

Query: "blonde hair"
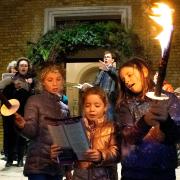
[7,60,17,72]
[40,64,65,83]
[34,64,65,93]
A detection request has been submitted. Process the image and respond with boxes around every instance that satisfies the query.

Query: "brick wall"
[0,0,180,149]
[0,0,179,87]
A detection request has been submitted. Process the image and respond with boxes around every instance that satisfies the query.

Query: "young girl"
[15,64,69,180]
[51,87,120,180]
[116,57,180,180]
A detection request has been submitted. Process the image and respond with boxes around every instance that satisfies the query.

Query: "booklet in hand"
[73,83,93,91]
[48,116,89,164]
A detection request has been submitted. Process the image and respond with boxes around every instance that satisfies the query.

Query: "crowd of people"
[0,52,180,180]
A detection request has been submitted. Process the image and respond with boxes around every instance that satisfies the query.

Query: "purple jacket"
[116,92,180,179]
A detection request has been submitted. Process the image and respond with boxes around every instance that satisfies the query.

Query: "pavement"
[0,155,26,180]
[0,155,180,179]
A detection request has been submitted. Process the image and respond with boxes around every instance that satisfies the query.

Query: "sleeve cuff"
[136,116,151,132]
[160,114,174,132]
[93,150,104,166]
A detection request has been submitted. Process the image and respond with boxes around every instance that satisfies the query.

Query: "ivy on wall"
[27,21,144,65]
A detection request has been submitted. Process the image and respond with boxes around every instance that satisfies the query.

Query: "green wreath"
[27,21,144,65]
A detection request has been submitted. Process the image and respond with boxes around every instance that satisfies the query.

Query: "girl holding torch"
[116,57,180,180]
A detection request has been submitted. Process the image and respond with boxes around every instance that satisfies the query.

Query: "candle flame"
[149,3,174,56]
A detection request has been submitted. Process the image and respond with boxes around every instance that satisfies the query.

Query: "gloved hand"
[144,100,169,126]
[65,170,72,180]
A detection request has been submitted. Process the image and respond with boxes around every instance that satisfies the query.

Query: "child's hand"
[26,78,33,84]
[14,113,25,129]
[144,101,169,126]
[14,80,23,89]
[84,149,102,162]
[65,170,72,180]
[50,144,61,162]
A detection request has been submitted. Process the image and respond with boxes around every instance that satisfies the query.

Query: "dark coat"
[1,73,35,163]
[116,92,180,180]
[20,91,70,176]
[94,66,118,100]
[94,66,119,121]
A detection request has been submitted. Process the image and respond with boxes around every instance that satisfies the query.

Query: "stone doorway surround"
[44,6,132,33]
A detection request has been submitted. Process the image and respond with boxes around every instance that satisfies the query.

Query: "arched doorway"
[66,62,99,116]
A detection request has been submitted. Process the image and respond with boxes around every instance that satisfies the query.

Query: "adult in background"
[5,60,17,74]
[94,50,119,121]
[2,57,35,167]
[0,60,17,90]
[0,60,17,157]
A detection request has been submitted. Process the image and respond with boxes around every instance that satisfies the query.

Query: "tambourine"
[0,93,20,116]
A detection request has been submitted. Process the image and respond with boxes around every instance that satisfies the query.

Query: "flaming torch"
[146,2,174,100]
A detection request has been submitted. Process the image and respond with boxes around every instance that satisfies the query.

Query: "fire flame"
[149,3,174,56]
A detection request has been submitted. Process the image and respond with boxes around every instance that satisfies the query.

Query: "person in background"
[116,57,180,180]
[2,57,35,167]
[15,64,70,180]
[6,60,18,73]
[93,50,119,121]
[0,60,17,158]
[0,60,17,90]
[51,87,120,180]
[153,71,174,93]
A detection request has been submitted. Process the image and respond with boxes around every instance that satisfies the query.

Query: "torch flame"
[149,3,174,56]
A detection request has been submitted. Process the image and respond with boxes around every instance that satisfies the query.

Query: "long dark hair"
[117,57,154,106]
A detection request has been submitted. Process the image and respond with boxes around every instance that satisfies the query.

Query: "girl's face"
[120,66,143,94]
[84,94,107,124]
[43,71,64,95]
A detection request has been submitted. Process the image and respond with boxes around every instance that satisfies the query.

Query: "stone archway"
[66,62,99,116]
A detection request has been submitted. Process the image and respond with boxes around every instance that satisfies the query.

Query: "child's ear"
[142,66,148,78]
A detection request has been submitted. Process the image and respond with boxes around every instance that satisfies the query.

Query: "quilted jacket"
[73,120,120,180]
[21,91,69,176]
[116,92,180,180]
